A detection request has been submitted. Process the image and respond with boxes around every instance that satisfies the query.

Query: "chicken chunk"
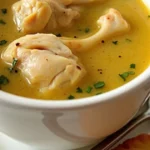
[46,0,80,32]
[12,0,80,33]
[61,9,130,52]
[12,0,52,33]
[1,34,86,92]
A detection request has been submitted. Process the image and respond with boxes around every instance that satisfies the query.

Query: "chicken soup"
[0,0,150,100]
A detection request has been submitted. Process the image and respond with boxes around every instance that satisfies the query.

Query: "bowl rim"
[0,67,150,110]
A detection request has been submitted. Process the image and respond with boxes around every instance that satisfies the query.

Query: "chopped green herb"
[112,41,118,45]
[1,8,7,14]
[94,81,105,89]
[76,87,83,93]
[0,40,7,45]
[126,38,132,42]
[130,64,136,69]
[96,92,103,95]
[128,71,135,75]
[0,75,9,85]
[9,58,18,72]
[85,28,90,33]
[0,19,6,25]
[119,72,129,81]
[119,71,135,81]
[148,15,150,18]
[86,86,93,93]
[68,95,75,100]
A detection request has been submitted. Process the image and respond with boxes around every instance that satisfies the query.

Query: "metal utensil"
[91,96,150,150]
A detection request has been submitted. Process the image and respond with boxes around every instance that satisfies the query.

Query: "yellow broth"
[0,0,150,100]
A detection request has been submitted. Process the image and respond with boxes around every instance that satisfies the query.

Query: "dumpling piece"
[12,0,52,33]
[46,0,80,32]
[12,0,80,33]
[1,34,86,92]
[61,8,130,52]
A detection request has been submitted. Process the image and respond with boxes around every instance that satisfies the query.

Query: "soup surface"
[0,0,150,100]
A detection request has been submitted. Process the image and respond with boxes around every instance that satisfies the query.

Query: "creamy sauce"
[0,0,150,100]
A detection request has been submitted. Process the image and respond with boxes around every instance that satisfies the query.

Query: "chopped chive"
[94,81,105,89]
[130,64,136,69]
[0,40,7,45]
[126,38,132,42]
[119,72,129,81]
[76,87,83,93]
[1,8,7,14]
[119,71,135,81]
[0,75,9,85]
[0,19,6,25]
[68,95,75,100]
[86,86,93,93]
[112,41,118,45]
[85,28,90,33]
[128,71,135,75]
[96,92,103,95]
[9,58,18,72]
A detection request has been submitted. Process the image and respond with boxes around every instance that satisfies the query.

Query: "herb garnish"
[86,86,93,93]
[96,92,103,95]
[148,15,150,18]
[0,19,6,25]
[85,28,90,33]
[1,8,7,14]
[119,71,135,81]
[130,64,136,69]
[0,40,7,45]
[112,41,118,45]
[94,81,105,89]
[76,87,83,93]
[126,38,132,42]
[9,58,18,72]
[68,95,75,100]
[0,75,9,85]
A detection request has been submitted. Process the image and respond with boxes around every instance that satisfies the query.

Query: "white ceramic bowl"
[0,66,149,150]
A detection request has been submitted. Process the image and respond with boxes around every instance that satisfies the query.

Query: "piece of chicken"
[57,0,105,5]
[1,34,86,92]
[61,8,130,52]
[12,0,80,33]
[45,0,80,32]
